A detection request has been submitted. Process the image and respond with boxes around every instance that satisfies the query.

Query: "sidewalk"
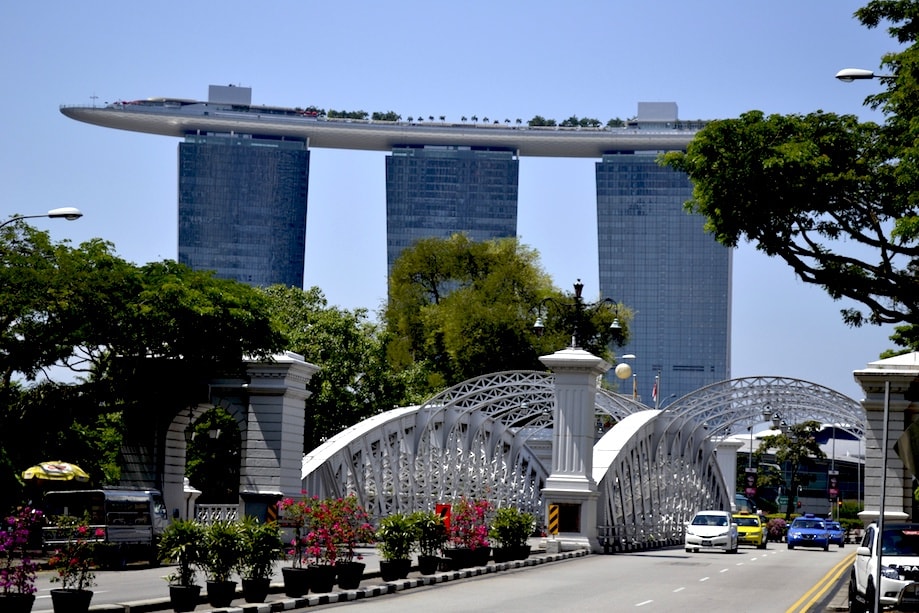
[91,545,587,612]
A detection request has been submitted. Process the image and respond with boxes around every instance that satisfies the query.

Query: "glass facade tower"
[385,146,519,274]
[596,151,731,404]
[178,134,309,288]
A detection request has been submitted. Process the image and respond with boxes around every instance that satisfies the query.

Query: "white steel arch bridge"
[301,371,864,549]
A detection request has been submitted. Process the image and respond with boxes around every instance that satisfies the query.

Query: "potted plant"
[158,519,204,612]
[278,496,312,597]
[0,507,42,613]
[238,516,282,603]
[327,495,374,589]
[297,495,374,592]
[375,513,416,581]
[444,497,492,569]
[200,519,243,608]
[489,507,535,562]
[410,510,447,575]
[47,514,104,613]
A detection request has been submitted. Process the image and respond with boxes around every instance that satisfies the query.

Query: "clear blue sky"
[0,1,901,401]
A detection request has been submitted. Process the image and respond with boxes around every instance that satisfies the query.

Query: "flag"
[652,377,659,403]
[632,375,637,399]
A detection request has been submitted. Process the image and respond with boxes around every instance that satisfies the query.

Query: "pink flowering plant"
[48,515,105,590]
[0,507,42,595]
[448,497,492,550]
[278,495,313,569]
[279,494,374,567]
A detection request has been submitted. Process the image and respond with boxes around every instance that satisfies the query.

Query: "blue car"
[826,520,845,547]
[787,514,830,551]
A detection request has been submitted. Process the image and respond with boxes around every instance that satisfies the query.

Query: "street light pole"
[0,207,83,229]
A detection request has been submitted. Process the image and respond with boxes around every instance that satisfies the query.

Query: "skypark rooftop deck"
[61,98,703,158]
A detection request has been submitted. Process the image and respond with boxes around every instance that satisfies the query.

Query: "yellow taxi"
[732,512,768,549]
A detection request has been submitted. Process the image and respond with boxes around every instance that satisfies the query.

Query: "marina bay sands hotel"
[61,84,730,402]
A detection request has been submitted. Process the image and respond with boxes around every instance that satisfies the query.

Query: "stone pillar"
[853,352,919,524]
[539,347,610,552]
[238,351,318,501]
[716,439,743,508]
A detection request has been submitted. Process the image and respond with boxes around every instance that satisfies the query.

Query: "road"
[316,546,851,612]
[30,544,852,612]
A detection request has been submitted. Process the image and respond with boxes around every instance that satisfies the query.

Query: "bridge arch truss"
[302,372,864,543]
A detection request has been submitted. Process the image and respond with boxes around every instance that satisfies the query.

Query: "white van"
[42,489,168,566]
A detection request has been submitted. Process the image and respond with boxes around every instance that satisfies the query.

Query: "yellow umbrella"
[22,461,90,482]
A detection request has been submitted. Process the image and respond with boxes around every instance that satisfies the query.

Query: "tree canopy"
[661,0,919,347]
[0,223,285,510]
[384,234,629,395]
[752,420,827,519]
[262,285,410,450]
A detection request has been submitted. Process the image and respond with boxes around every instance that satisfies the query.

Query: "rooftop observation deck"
[60,99,705,158]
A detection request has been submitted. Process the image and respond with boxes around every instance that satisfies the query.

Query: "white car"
[849,522,919,612]
[685,510,738,553]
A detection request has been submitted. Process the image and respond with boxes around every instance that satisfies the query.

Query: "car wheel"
[685,548,692,553]
[848,579,866,613]
[824,542,830,551]
[864,581,876,613]
[788,543,794,550]
[759,541,767,550]
[839,541,845,548]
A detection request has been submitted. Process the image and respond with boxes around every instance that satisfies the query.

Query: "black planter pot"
[417,554,441,575]
[167,585,201,613]
[308,564,336,593]
[242,577,271,603]
[0,593,36,613]
[336,561,366,589]
[443,547,473,570]
[472,546,491,567]
[379,558,412,581]
[492,547,514,563]
[514,544,532,560]
[49,589,93,613]
[282,567,310,597]
[205,580,237,608]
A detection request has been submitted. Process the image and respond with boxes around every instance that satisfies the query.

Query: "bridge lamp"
[532,279,622,350]
[0,207,83,229]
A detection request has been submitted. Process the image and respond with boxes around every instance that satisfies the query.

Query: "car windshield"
[692,515,727,526]
[794,520,824,530]
[735,517,759,527]
[829,522,842,530]
[881,529,919,555]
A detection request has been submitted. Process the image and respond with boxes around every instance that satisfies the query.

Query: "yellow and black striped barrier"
[548,504,560,535]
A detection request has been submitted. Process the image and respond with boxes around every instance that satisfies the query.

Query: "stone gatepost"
[539,347,610,552]
[853,352,919,524]
[238,352,318,519]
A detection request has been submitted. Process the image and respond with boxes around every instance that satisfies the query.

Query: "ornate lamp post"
[537,280,625,553]
[533,279,621,350]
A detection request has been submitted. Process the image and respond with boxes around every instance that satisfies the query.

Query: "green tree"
[752,420,826,519]
[186,406,241,503]
[384,234,629,395]
[660,2,919,343]
[262,286,408,450]
[0,223,285,511]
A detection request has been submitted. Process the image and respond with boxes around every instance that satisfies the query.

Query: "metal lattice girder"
[301,372,861,544]
[592,376,864,545]
[301,370,647,520]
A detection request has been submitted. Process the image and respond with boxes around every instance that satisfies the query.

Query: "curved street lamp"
[835,68,894,82]
[0,207,83,229]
